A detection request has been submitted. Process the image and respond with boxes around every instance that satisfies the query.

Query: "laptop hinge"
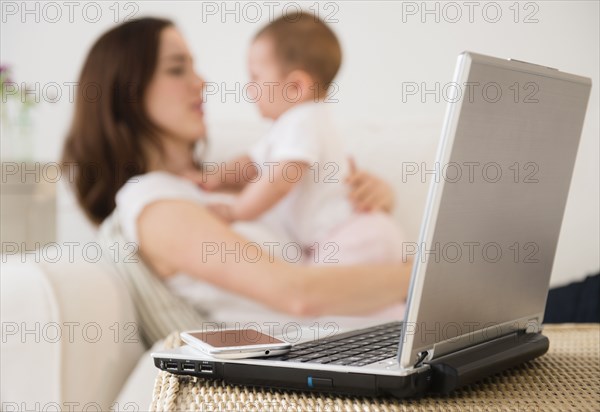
[413,317,544,368]
[424,330,549,394]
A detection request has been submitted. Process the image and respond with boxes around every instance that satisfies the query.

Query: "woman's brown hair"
[62,17,174,225]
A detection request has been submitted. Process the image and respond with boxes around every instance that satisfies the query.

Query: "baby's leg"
[306,212,405,265]
[304,212,408,321]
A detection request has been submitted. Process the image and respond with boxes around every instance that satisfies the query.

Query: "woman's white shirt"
[114,171,301,329]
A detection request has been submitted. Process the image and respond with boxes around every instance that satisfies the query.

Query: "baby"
[195,12,404,265]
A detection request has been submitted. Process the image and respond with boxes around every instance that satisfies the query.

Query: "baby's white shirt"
[248,101,354,247]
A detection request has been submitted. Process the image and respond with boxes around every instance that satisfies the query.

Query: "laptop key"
[311,357,336,364]
[291,348,314,355]
[330,359,354,365]
[345,344,363,349]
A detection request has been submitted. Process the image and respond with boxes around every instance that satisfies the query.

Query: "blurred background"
[1,1,599,409]
[1,1,598,286]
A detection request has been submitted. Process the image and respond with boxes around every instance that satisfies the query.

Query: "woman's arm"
[298,261,412,317]
[137,199,411,317]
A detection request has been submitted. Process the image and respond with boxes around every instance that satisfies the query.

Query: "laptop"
[152,52,592,398]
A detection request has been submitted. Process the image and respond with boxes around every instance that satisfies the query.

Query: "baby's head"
[248,11,342,120]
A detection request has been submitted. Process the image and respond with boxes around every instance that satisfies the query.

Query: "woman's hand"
[346,157,395,213]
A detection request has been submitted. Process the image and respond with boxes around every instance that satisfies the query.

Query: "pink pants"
[304,212,407,321]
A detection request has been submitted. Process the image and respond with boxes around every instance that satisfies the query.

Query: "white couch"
[1,255,150,410]
[1,119,591,409]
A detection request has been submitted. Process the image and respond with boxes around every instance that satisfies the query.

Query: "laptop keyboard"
[269,321,401,367]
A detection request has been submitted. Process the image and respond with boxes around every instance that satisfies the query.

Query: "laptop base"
[154,331,548,399]
[154,355,431,398]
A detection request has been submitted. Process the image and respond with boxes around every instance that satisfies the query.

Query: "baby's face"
[247,36,294,120]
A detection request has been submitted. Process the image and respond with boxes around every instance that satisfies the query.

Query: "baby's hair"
[254,11,342,94]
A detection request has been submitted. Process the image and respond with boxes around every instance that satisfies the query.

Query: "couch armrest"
[1,255,145,411]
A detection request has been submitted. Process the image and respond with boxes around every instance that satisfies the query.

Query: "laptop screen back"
[399,52,591,369]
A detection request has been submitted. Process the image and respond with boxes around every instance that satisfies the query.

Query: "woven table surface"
[150,324,599,411]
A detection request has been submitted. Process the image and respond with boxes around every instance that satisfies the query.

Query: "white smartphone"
[180,329,292,359]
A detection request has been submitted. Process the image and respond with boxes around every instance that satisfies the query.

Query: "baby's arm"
[229,160,307,221]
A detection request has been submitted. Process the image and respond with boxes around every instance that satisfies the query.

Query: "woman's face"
[145,27,205,143]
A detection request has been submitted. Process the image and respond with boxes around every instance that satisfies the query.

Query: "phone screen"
[188,330,285,348]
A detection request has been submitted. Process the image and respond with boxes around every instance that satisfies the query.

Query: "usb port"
[182,363,195,372]
[200,364,213,373]
[165,361,178,371]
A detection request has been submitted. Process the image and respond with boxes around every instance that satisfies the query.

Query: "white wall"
[2,1,598,286]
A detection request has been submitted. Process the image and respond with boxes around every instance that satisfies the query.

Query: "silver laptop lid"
[398,52,591,369]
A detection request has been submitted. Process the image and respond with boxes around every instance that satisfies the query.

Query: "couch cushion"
[1,254,145,410]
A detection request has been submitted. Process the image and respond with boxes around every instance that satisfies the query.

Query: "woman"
[62,17,412,341]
